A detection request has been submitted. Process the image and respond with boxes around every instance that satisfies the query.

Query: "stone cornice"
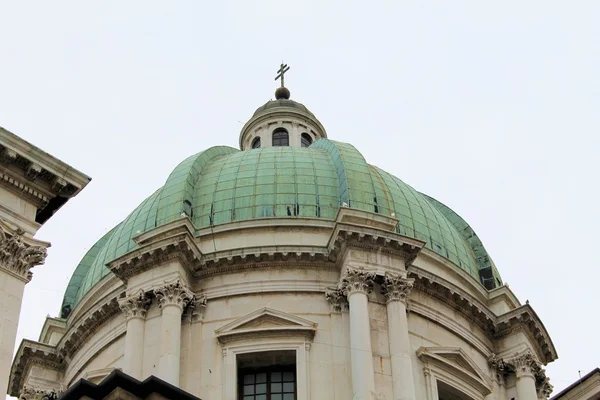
[9,340,63,397]
[410,269,496,332]
[328,208,425,265]
[198,246,331,273]
[493,304,557,364]
[409,268,557,365]
[0,127,90,194]
[0,127,90,224]
[57,296,121,361]
[108,227,201,281]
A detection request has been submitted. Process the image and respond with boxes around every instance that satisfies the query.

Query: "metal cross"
[275,63,290,87]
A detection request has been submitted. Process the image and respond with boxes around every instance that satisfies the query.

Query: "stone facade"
[0,127,89,399]
[9,208,557,400]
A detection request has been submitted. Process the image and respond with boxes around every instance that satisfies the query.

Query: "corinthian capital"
[0,228,47,281]
[154,280,194,310]
[339,267,376,296]
[325,286,348,312]
[508,351,541,378]
[381,271,414,304]
[118,290,151,320]
[19,385,60,400]
[183,293,208,322]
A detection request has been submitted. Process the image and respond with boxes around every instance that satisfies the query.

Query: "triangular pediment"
[215,308,317,344]
[417,347,492,394]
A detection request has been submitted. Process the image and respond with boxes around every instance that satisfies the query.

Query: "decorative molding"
[324,286,347,312]
[9,341,63,397]
[493,351,553,398]
[510,351,539,378]
[0,225,47,281]
[339,267,376,296]
[381,271,414,304]
[215,307,317,345]
[58,297,120,360]
[26,163,43,181]
[183,293,207,322]
[154,279,194,310]
[494,305,557,364]
[488,353,507,385]
[118,290,151,320]
[19,385,61,400]
[417,346,492,398]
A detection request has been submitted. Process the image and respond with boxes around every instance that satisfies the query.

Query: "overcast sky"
[1,1,598,397]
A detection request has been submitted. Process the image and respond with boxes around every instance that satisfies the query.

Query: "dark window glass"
[272,129,289,147]
[300,133,312,148]
[239,368,296,400]
[251,137,261,149]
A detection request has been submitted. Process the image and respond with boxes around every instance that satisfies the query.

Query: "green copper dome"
[61,139,501,317]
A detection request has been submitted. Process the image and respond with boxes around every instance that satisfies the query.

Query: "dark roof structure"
[59,370,201,400]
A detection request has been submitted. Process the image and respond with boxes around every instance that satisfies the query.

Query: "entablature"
[0,126,90,225]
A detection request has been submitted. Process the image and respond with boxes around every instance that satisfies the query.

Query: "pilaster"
[382,271,416,400]
[118,290,151,380]
[154,280,195,385]
[328,267,376,400]
[0,227,48,399]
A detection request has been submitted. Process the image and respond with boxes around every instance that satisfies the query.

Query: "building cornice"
[0,126,91,225]
[9,340,63,397]
[409,266,557,365]
[493,305,558,364]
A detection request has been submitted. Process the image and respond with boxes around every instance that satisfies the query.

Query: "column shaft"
[123,316,145,379]
[387,299,416,400]
[158,304,183,385]
[516,373,538,400]
[154,279,194,387]
[348,291,376,400]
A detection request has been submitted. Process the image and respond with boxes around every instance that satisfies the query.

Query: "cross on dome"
[274,62,291,100]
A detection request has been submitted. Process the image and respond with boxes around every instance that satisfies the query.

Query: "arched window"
[251,137,261,149]
[301,133,312,148]
[272,129,289,147]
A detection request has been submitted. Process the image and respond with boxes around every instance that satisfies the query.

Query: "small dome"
[252,99,315,118]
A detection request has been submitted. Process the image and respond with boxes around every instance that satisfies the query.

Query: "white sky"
[1,1,598,397]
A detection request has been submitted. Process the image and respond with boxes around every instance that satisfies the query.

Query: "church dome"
[61,139,501,317]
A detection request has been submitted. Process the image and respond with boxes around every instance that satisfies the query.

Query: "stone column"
[118,290,151,380]
[511,352,540,400]
[154,280,194,386]
[381,272,416,400]
[0,229,47,399]
[339,267,377,400]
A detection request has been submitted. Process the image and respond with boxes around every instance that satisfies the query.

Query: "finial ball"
[275,86,290,100]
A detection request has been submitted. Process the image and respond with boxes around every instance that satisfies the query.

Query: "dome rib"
[156,146,239,227]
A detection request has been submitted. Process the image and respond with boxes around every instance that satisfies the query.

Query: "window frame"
[300,133,312,148]
[238,366,297,400]
[251,137,262,149]
[272,129,289,147]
